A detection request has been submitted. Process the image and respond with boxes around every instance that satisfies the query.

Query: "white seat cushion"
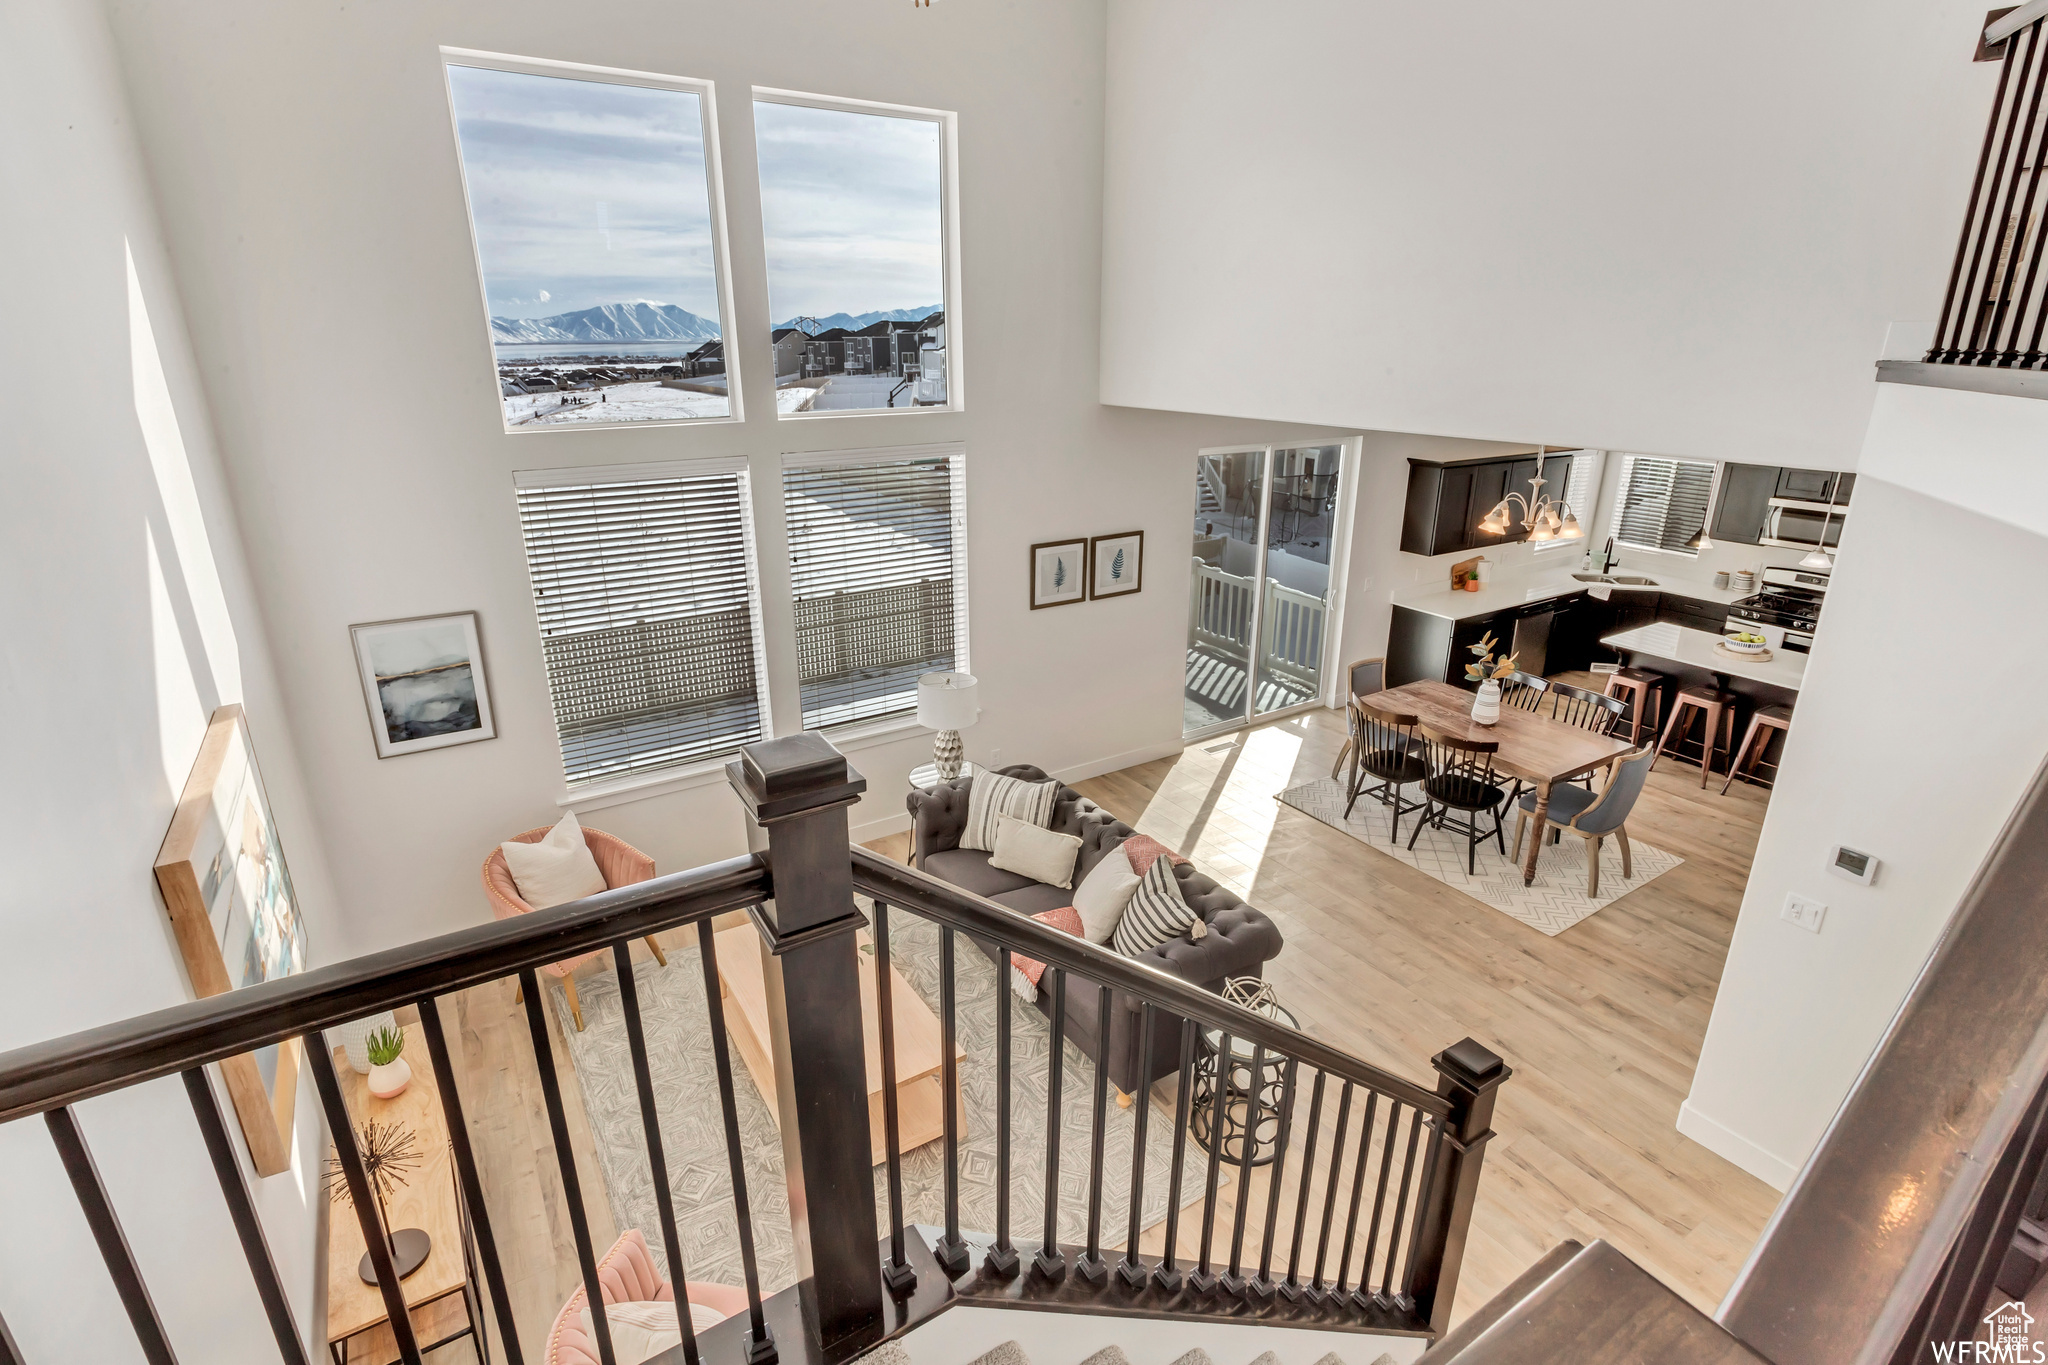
[577,1300,726,1365]
[500,811,607,910]
[987,815,1083,889]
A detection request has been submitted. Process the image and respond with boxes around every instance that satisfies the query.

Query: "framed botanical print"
[349,611,497,758]
[1030,538,1088,609]
[153,704,309,1175]
[1089,531,1144,600]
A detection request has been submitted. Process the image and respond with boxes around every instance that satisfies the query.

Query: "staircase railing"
[0,733,1505,1365]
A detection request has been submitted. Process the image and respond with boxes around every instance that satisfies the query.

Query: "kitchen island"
[1602,622,1800,775]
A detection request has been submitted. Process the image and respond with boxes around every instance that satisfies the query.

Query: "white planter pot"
[1471,678,1502,726]
[368,1057,412,1101]
[331,1011,399,1075]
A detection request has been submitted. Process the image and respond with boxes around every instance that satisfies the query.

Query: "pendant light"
[1798,484,1839,570]
[1685,462,1721,551]
[1475,446,1585,542]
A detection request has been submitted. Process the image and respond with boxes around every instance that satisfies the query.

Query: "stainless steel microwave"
[1760,498,1845,552]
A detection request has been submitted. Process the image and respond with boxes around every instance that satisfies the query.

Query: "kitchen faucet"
[1598,536,1618,575]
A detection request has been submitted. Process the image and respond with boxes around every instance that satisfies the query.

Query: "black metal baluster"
[1034,968,1068,1281]
[1281,1069,1326,1300]
[1116,1005,1158,1288]
[1980,24,2048,363]
[609,941,702,1364]
[1189,1031,1230,1295]
[873,903,917,1295]
[696,924,776,1364]
[1154,1020,1197,1294]
[1378,1108,1426,1302]
[1934,24,2021,361]
[1253,1059,1299,1296]
[1310,1081,1354,1300]
[418,994,526,1365]
[180,1069,309,1365]
[1220,1044,1264,1295]
[519,969,617,1365]
[44,1106,180,1365]
[935,926,970,1277]
[1334,1094,1375,1297]
[1958,25,2042,361]
[988,947,1020,1278]
[1349,1097,1399,1310]
[1397,1117,1448,1308]
[1077,982,1112,1285]
[304,1042,421,1365]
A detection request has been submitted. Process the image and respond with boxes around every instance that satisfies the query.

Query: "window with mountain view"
[444,55,736,429]
[754,94,954,415]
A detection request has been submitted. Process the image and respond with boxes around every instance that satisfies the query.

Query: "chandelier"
[1476,446,1584,543]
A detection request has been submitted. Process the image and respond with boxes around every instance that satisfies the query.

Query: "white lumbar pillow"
[986,814,1083,889]
[577,1300,726,1364]
[1071,843,1141,944]
[501,811,608,910]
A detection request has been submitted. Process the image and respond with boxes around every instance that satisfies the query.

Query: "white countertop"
[1389,568,1749,621]
[1601,623,1806,691]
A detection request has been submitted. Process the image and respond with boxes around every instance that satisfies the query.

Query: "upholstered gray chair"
[1510,746,1655,897]
[1329,656,1389,779]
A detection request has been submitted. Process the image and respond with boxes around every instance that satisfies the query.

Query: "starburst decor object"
[325,1118,434,1284]
[1475,446,1585,543]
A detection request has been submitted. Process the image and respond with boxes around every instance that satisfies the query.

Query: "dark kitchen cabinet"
[1712,462,1779,546]
[1400,453,1561,557]
[1775,467,1838,502]
[1833,472,1856,505]
[1655,593,1730,635]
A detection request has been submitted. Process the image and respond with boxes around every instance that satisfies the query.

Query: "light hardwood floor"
[432,691,1779,1358]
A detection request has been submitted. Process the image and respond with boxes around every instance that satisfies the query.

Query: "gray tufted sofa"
[904,765,1285,1100]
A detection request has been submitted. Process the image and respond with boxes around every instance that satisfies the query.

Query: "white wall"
[0,2,342,1358]
[1100,0,1998,467]
[97,0,1352,959]
[1681,384,2048,1189]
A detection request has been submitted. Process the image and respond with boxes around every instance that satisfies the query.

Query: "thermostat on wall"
[1829,845,1880,885]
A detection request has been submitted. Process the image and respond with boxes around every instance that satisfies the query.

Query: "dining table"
[1371,680,1640,886]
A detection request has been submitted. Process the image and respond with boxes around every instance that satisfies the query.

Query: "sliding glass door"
[1185,442,1349,737]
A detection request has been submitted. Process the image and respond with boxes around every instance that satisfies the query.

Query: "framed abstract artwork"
[153,704,310,1175]
[1029,538,1087,609]
[1088,530,1144,600]
[349,611,497,758]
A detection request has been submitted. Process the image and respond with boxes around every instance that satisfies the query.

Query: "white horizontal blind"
[515,466,766,784]
[1613,455,1715,555]
[1531,451,1598,553]
[783,451,966,729]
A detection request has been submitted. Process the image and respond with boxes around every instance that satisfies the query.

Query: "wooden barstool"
[1722,703,1793,794]
[1602,667,1667,745]
[1652,685,1739,788]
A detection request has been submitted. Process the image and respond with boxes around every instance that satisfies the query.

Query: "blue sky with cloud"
[446,65,944,326]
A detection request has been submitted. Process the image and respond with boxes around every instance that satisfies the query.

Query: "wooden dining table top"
[1369,680,1638,785]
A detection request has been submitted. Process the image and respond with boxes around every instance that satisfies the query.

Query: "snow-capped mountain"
[772,305,943,334]
[489,301,721,344]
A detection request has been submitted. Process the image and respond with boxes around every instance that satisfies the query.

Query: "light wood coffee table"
[714,923,966,1165]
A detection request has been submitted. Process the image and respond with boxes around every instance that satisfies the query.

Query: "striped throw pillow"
[1112,855,1208,956]
[961,771,1059,852]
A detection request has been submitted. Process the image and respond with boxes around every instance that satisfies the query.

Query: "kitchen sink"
[1570,572,1611,583]
[1570,571,1660,587]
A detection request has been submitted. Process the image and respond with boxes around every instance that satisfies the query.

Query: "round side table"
[1188,988,1297,1167]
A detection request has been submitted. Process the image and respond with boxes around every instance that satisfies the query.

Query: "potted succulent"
[365,1024,411,1100]
[1464,631,1520,725]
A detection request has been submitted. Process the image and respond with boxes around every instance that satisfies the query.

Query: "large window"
[1612,454,1716,556]
[444,53,736,430]
[754,93,954,415]
[783,446,967,728]
[514,461,768,785]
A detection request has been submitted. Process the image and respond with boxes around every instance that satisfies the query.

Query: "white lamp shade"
[917,672,979,730]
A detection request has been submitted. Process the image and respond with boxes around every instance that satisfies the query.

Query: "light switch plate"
[1782,892,1827,934]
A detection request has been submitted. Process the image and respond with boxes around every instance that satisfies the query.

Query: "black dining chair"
[1549,680,1627,736]
[1344,700,1427,841]
[1408,725,1509,874]
[1498,671,1550,712]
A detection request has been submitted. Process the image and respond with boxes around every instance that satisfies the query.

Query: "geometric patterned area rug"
[1277,777,1683,936]
[547,898,1214,1296]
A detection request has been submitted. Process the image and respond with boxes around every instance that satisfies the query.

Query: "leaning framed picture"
[154,704,310,1176]
[1030,538,1088,609]
[1089,530,1144,600]
[349,611,497,758]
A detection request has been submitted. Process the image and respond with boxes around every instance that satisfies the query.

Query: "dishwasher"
[1510,606,1553,678]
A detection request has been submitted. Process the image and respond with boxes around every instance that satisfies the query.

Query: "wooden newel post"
[728,733,884,1358]
[1407,1036,1510,1334]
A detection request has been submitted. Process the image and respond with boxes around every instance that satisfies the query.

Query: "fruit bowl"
[1721,632,1770,654]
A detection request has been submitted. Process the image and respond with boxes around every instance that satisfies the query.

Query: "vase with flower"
[1463,630,1520,725]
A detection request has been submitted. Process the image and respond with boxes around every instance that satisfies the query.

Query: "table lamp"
[916,672,979,780]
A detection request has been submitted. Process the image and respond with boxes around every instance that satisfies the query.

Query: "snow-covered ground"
[503,382,819,425]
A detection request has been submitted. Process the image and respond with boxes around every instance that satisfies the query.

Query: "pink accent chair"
[546,1230,749,1365]
[482,825,668,1031]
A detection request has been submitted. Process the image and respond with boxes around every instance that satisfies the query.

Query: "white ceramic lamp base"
[933,729,964,780]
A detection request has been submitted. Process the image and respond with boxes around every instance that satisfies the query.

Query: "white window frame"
[513,455,774,803]
[1609,453,1719,558]
[751,87,964,421]
[441,48,745,433]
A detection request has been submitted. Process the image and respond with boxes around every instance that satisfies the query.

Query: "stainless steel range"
[1727,566,1829,652]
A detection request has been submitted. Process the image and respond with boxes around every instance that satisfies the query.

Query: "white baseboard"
[1048,737,1185,786]
[1677,1098,1799,1191]
[850,809,912,845]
